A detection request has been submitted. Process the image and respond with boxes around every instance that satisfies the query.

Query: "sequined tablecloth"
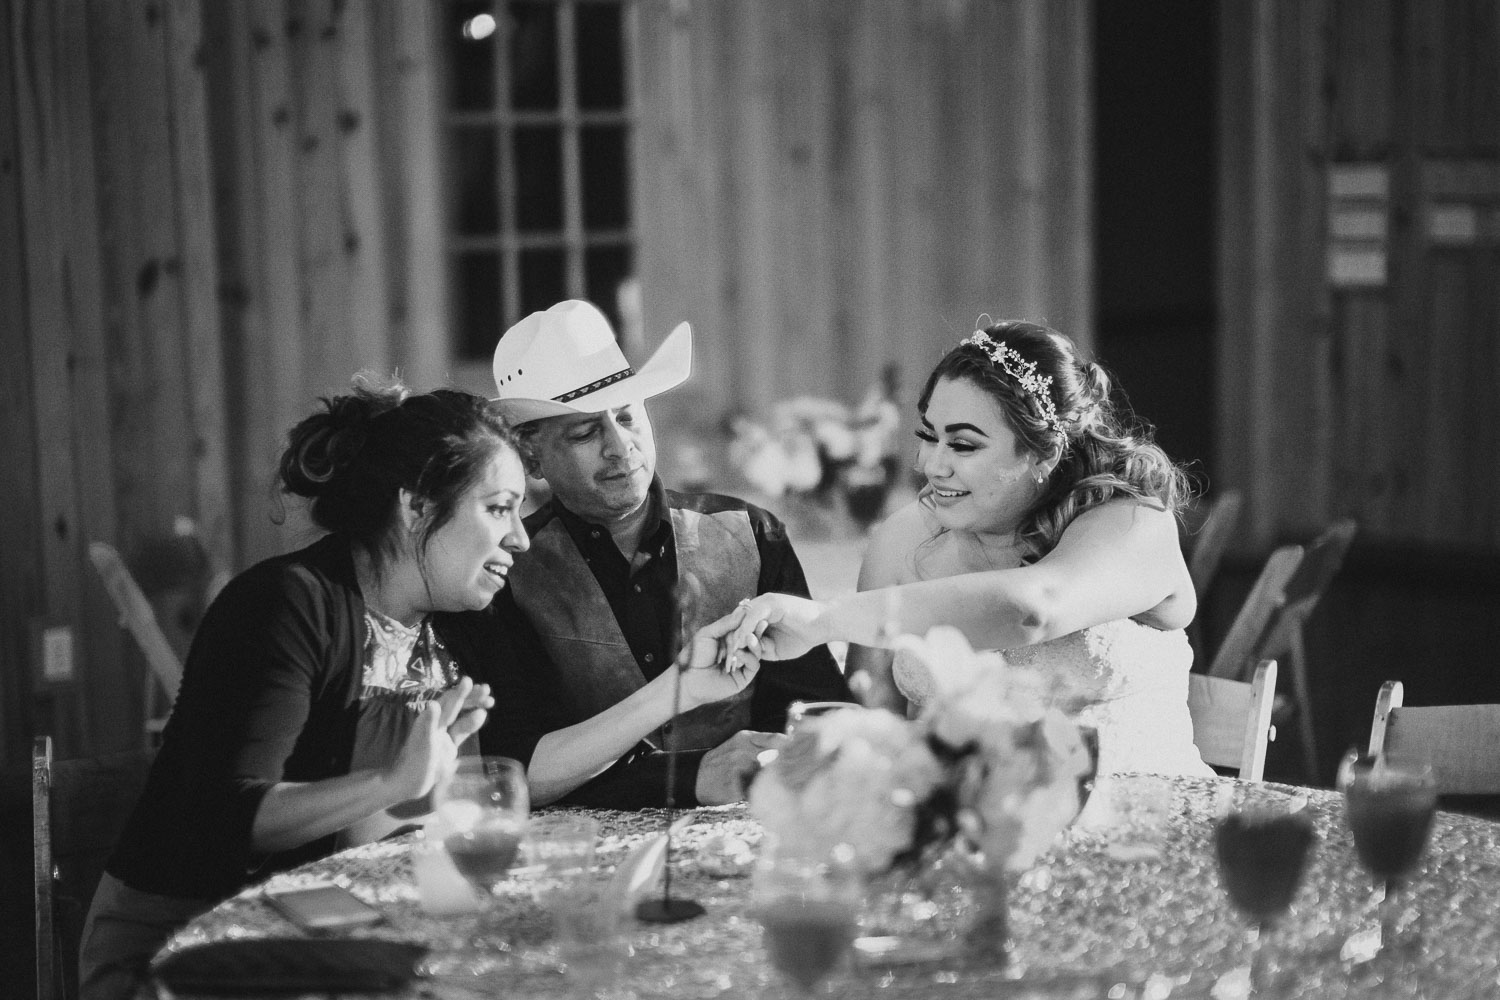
[153,777,1500,999]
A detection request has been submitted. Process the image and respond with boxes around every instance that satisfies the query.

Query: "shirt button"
[591,529,601,539]
[633,584,642,593]
[644,653,655,664]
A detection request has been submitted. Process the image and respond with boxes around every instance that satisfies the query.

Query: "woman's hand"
[440,677,493,747]
[385,677,491,805]
[252,678,495,853]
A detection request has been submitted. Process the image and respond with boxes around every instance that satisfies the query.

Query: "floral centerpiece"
[747,626,1096,961]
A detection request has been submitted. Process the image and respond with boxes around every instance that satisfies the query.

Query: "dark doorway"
[1093,1,1218,485]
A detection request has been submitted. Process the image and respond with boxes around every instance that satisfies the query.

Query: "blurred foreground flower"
[749,627,1096,877]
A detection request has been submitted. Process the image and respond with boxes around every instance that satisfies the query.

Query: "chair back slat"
[1367,681,1500,795]
[88,541,184,704]
[1280,518,1357,610]
[1187,489,1245,599]
[33,735,156,1000]
[1188,660,1278,781]
[34,737,55,1000]
[1208,545,1303,680]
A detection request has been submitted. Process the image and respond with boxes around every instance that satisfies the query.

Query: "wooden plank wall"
[3,0,125,760]
[203,0,445,567]
[0,0,450,761]
[630,0,1095,443]
[1220,0,1500,550]
[0,0,46,765]
[1218,0,1500,784]
[200,0,449,568]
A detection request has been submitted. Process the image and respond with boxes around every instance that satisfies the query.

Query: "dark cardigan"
[107,534,384,901]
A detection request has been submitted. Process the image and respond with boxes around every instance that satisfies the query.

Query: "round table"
[152,776,1500,999]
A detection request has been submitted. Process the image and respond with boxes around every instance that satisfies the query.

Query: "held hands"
[677,641,760,709]
[385,677,494,806]
[676,593,831,673]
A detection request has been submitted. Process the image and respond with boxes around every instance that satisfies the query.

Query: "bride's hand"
[726,593,829,664]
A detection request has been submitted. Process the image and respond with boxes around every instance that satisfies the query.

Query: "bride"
[687,319,1212,777]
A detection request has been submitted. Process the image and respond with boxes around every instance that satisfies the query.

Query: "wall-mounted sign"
[1327,163,1389,288]
[1422,160,1499,248]
[1427,203,1479,245]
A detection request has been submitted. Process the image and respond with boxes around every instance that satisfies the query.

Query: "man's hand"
[694,730,789,805]
[678,652,760,710]
[675,603,751,671]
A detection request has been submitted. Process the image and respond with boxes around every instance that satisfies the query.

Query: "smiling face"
[914,376,1044,537]
[416,446,530,612]
[528,402,657,524]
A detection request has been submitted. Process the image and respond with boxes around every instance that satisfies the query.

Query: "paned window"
[442,0,635,361]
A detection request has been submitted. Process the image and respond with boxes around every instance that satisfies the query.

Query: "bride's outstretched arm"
[688,499,1192,664]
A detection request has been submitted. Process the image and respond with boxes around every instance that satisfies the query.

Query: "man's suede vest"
[509,505,758,751]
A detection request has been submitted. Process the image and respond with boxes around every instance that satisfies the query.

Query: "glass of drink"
[426,756,530,974]
[1213,785,1317,997]
[750,838,861,997]
[784,701,853,735]
[1343,754,1437,965]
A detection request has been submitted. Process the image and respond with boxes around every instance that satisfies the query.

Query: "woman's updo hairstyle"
[279,374,520,572]
[918,319,1192,562]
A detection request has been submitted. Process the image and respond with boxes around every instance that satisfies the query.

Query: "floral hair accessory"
[963,331,1064,433]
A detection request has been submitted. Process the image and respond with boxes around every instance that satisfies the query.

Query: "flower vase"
[858,846,1009,968]
[962,865,1009,962]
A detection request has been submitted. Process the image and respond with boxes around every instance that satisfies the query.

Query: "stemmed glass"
[1341,754,1437,967]
[1212,786,1317,998]
[426,756,530,975]
[750,838,862,997]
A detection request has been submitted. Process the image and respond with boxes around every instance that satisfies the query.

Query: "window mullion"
[497,5,520,329]
[557,1,586,299]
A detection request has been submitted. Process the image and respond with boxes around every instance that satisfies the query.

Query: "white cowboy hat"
[491,299,693,424]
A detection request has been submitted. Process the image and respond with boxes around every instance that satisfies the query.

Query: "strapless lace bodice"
[893,618,1212,777]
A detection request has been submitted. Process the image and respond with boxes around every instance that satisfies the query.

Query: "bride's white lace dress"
[893,617,1213,777]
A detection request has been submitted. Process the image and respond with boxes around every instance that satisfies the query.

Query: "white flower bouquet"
[749,626,1096,877]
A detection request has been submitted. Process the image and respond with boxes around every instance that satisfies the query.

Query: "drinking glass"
[426,756,530,975]
[527,815,634,997]
[750,839,861,997]
[784,701,853,735]
[1213,785,1317,998]
[1342,754,1436,965]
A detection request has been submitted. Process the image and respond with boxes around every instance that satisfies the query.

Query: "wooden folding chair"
[1366,681,1500,795]
[1207,543,1304,682]
[88,542,184,739]
[1188,660,1278,781]
[1207,520,1357,782]
[1255,519,1357,779]
[1186,488,1245,601]
[33,735,156,1000]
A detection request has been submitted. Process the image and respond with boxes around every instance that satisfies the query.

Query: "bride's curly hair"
[918,320,1192,564]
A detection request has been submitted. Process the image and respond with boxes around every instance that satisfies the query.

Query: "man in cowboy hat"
[452,299,850,808]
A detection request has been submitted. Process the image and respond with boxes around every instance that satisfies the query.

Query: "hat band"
[554,366,636,403]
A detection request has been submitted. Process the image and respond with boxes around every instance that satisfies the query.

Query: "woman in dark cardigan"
[78,378,525,1000]
[80,374,761,1000]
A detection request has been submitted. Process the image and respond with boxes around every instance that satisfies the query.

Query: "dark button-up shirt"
[443,479,851,808]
